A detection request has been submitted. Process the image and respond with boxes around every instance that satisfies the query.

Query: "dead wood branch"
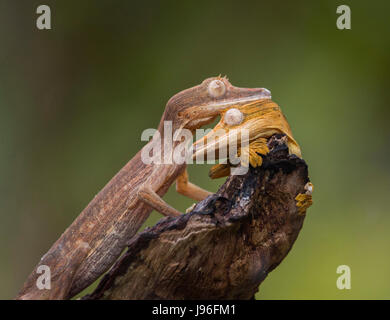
[84,134,311,300]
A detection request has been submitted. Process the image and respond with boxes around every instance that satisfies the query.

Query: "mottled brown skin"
[17,77,271,300]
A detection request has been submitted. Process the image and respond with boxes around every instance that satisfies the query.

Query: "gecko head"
[192,99,302,161]
[160,76,271,131]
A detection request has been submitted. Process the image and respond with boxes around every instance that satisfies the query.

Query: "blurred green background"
[1,0,389,299]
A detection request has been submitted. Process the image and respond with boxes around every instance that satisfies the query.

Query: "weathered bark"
[84,135,311,300]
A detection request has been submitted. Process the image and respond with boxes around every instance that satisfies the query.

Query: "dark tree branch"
[83,135,311,300]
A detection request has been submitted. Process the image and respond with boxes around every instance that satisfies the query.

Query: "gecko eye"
[208,79,226,98]
[224,108,243,126]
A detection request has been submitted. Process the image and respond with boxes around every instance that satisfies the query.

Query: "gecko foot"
[209,138,270,179]
[295,182,314,215]
[240,138,269,167]
[185,203,197,213]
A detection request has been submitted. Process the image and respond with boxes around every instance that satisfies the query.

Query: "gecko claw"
[185,203,197,213]
[295,182,314,215]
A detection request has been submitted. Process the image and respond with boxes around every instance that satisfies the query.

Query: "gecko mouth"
[185,87,271,130]
[200,90,271,109]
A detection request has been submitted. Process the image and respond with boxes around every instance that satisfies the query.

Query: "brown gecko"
[17,76,271,299]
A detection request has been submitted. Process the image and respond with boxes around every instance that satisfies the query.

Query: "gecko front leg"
[138,166,214,217]
[208,138,270,179]
[138,185,182,217]
[240,137,270,168]
[137,165,182,217]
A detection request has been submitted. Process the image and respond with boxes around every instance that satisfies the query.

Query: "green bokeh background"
[1,0,389,299]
